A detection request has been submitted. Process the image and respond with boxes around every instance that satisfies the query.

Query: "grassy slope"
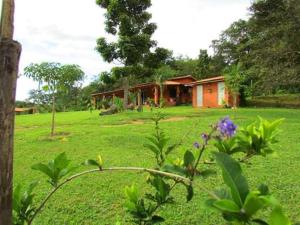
[14,107,300,225]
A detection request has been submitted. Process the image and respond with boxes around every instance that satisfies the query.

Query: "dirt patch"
[38,132,71,142]
[162,117,187,122]
[101,120,145,127]
[101,124,128,128]
[130,120,145,125]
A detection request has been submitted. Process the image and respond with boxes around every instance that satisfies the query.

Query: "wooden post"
[176,85,180,105]
[0,1,22,224]
[123,77,129,110]
[154,86,159,105]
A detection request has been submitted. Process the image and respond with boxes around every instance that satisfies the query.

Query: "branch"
[28,166,191,224]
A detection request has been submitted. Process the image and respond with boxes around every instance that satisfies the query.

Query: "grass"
[14,106,300,224]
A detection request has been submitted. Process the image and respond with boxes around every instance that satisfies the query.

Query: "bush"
[247,94,300,108]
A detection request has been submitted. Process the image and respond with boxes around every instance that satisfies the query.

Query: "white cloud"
[10,0,251,100]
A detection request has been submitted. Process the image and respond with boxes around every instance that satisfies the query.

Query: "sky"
[5,0,251,100]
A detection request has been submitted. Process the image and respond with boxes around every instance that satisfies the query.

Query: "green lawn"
[14,107,300,224]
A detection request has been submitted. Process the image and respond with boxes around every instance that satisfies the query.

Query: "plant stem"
[193,128,216,179]
[28,166,191,224]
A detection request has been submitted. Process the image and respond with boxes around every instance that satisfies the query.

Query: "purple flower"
[201,133,209,144]
[201,133,208,141]
[193,142,200,149]
[217,117,237,138]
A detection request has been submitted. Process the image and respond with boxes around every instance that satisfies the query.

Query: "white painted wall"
[197,85,203,107]
[218,82,225,105]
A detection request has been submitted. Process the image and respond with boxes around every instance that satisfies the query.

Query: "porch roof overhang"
[163,81,181,85]
[91,75,197,98]
[185,76,225,87]
[92,83,158,98]
[91,89,123,97]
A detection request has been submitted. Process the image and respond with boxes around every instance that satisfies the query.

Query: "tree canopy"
[212,0,300,95]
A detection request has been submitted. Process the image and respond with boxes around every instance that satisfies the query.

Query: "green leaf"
[144,143,160,155]
[214,152,249,207]
[258,184,269,195]
[198,169,216,179]
[124,185,138,204]
[84,159,100,167]
[54,152,70,170]
[151,215,165,223]
[31,163,53,178]
[243,191,268,218]
[269,207,291,225]
[165,144,177,155]
[184,150,195,167]
[213,199,240,213]
[252,219,269,225]
[186,185,194,202]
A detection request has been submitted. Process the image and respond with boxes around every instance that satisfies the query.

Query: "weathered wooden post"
[0,0,22,224]
[154,85,159,106]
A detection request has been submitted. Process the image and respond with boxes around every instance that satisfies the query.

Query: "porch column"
[176,86,180,104]
[154,86,159,105]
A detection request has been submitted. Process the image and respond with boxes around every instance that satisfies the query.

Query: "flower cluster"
[217,117,237,138]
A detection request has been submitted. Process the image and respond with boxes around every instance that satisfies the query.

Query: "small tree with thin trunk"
[24,62,84,136]
[154,65,177,108]
[224,63,244,109]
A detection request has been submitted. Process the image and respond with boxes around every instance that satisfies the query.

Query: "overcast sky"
[7,0,251,100]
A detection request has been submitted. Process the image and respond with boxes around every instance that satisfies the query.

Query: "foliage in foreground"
[13,113,299,225]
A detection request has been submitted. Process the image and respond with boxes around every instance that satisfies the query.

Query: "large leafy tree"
[212,0,300,95]
[246,0,300,94]
[24,62,84,136]
[95,0,171,109]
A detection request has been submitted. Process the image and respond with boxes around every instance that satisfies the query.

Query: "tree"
[24,63,84,136]
[0,0,22,224]
[224,63,244,108]
[95,0,170,109]
[212,0,300,95]
[168,56,200,77]
[197,49,211,78]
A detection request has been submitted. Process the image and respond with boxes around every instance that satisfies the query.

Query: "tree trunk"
[233,94,237,108]
[0,0,21,224]
[0,39,22,225]
[123,77,129,110]
[51,94,55,136]
[1,0,14,40]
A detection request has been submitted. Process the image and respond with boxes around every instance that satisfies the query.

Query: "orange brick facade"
[191,76,238,108]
